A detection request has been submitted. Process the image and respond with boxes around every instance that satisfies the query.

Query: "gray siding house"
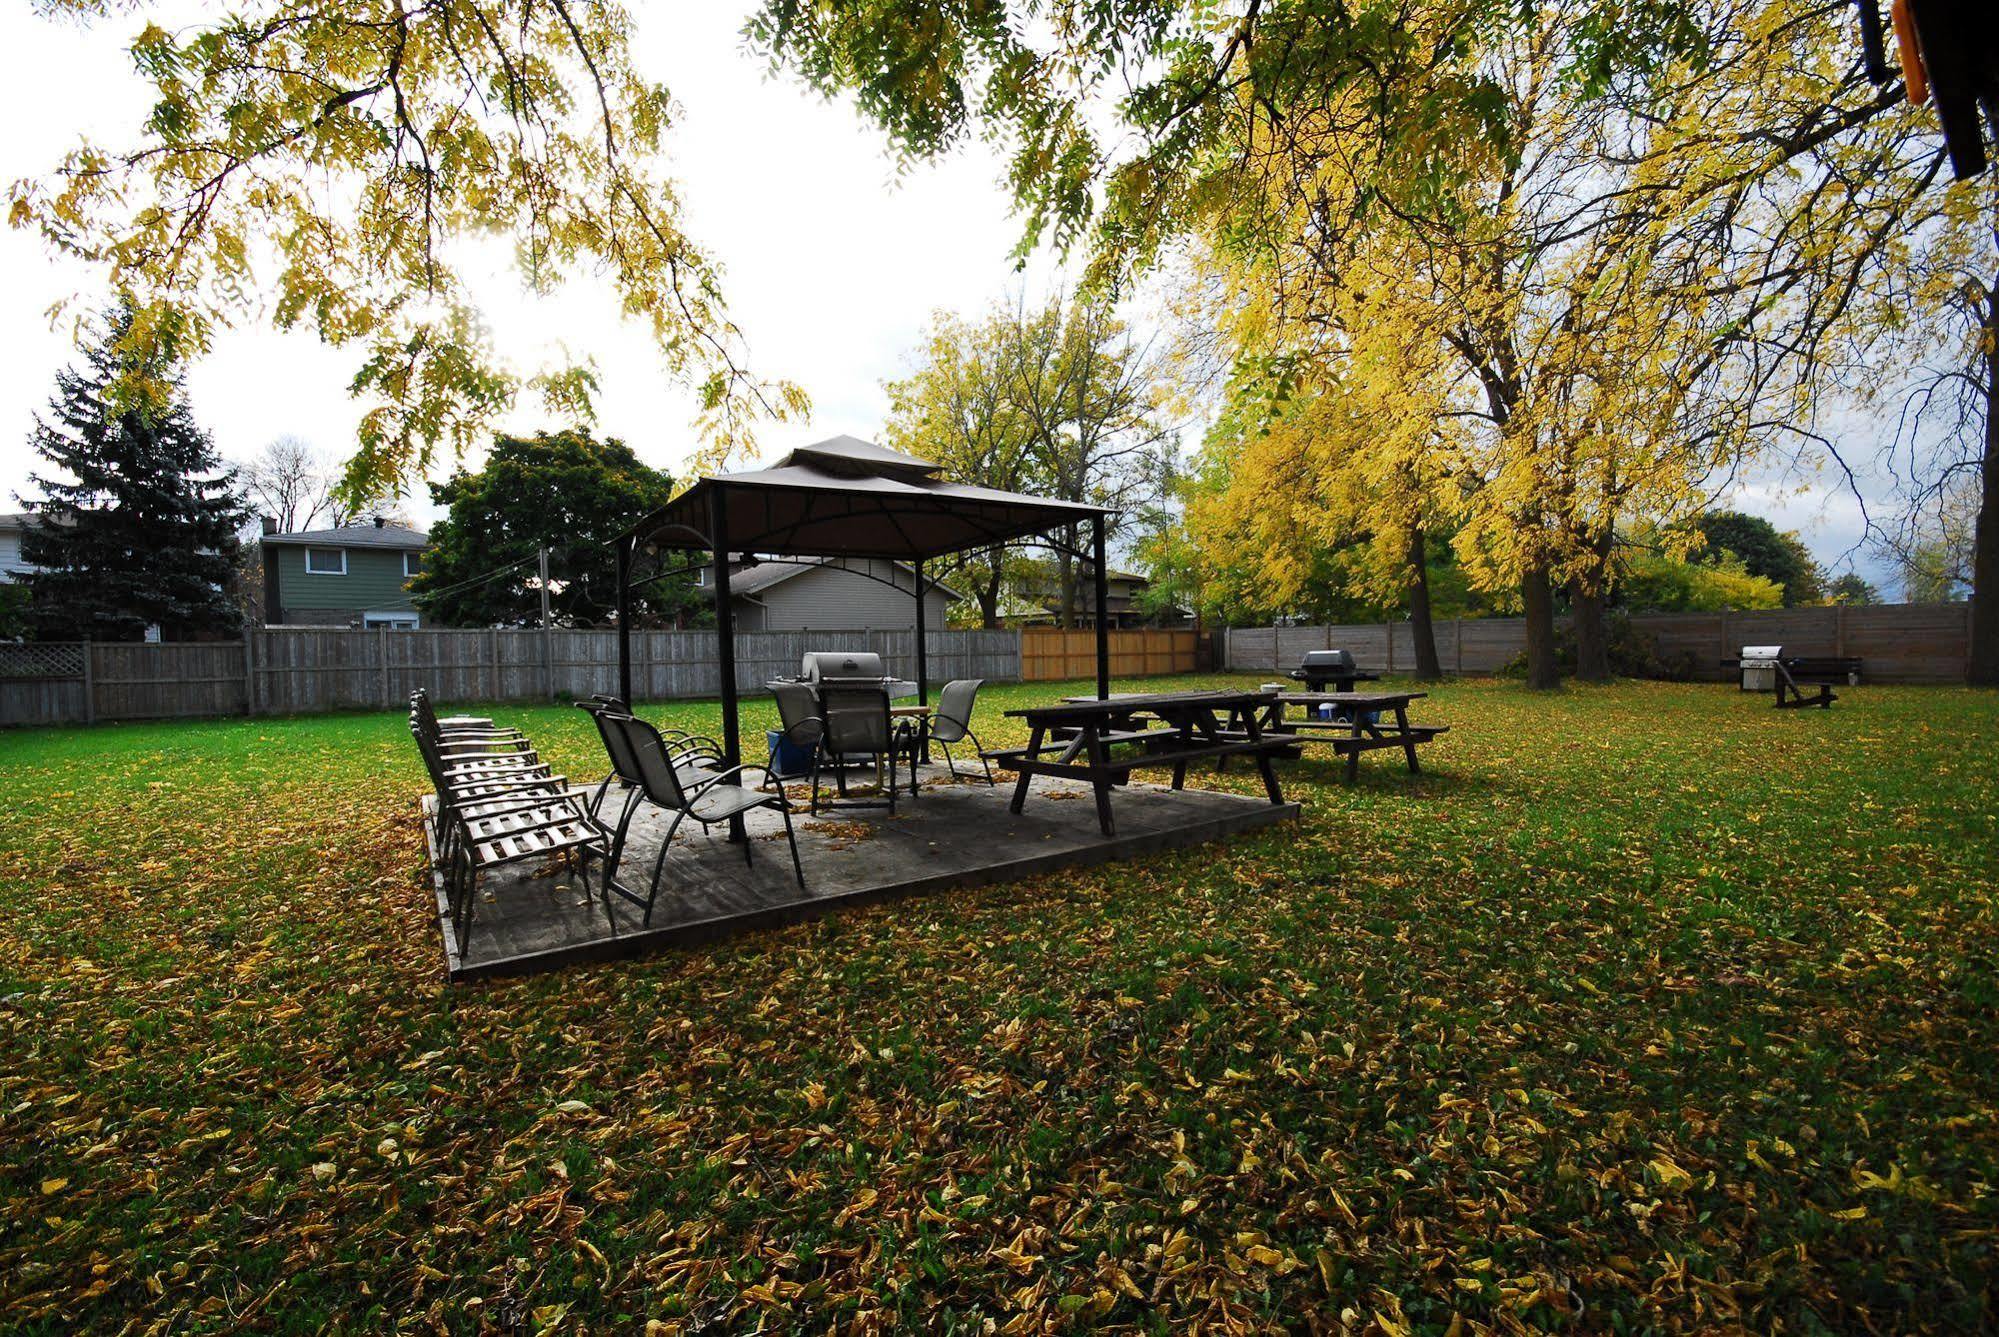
[698,558,959,631]
[0,513,38,584]
[260,518,428,627]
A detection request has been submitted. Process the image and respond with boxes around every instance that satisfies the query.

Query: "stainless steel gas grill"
[800,650,886,686]
[1721,644,1863,709]
[1287,648,1380,694]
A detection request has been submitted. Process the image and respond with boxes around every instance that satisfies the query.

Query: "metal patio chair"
[599,711,804,926]
[815,679,920,814]
[575,696,724,826]
[925,678,994,786]
[766,681,827,810]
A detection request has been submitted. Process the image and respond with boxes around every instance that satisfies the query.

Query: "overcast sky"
[0,2,1905,590]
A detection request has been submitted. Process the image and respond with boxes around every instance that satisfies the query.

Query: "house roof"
[264,522,428,550]
[632,435,1112,559]
[704,558,965,602]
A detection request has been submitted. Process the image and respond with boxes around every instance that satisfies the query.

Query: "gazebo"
[613,435,1117,819]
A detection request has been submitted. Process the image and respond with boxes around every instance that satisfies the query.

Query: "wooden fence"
[1224,602,1978,684]
[1020,627,1209,680]
[0,626,1022,727]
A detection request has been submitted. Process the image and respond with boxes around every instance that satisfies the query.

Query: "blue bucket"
[766,729,818,778]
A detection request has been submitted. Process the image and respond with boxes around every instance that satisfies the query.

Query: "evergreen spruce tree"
[20,307,248,641]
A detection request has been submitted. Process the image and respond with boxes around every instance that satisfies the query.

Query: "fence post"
[242,633,256,716]
[1385,620,1395,674]
[543,623,555,700]
[81,636,95,725]
[1455,619,1465,675]
[1719,609,1731,674]
[1834,604,1847,658]
[488,628,501,702]
[1272,620,1280,672]
[378,625,391,708]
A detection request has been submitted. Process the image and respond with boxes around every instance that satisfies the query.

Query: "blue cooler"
[766,728,819,778]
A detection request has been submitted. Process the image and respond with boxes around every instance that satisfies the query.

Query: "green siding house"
[260,518,429,627]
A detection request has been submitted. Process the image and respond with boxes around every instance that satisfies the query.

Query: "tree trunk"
[1570,533,1615,682]
[1571,579,1610,682]
[1970,271,1999,686]
[1405,525,1443,681]
[1521,563,1561,690]
[978,551,1004,630]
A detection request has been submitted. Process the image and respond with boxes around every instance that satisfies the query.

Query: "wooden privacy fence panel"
[2,626,1028,727]
[1020,627,1202,681]
[1227,603,1977,684]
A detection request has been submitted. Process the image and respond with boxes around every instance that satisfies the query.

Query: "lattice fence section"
[0,642,85,679]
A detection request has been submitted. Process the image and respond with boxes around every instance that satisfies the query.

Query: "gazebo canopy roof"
[632,435,1111,559]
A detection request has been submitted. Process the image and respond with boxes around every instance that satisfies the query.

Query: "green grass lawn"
[3,675,1997,1332]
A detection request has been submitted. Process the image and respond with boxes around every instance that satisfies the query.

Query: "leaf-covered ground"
[3,676,1996,1333]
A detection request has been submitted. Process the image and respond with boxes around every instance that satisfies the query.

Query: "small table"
[1228,691,1447,782]
[988,691,1292,835]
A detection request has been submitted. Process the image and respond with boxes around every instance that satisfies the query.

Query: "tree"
[242,436,340,533]
[20,308,248,641]
[16,2,807,503]
[751,0,1707,286]
[882,310,1041,628]
[1105,0,1939,688]
[1827,572,1879,605]
[1694,513,1827,607]
[883,295,1175,627]
[411,429,692,628]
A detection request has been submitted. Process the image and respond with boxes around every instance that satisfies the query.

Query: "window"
[304,547,347,575]
[364,612,419,630]
[403,550,421,577]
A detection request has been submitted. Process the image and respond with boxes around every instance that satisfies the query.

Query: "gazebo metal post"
[709,485,745,841]
[1092,515,1110,699]
[913,557,928,705]
[617,535,634,707]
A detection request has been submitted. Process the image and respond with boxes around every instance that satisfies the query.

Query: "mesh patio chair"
[576,697,724,828]
[815,680,919,814]
[766,682,826,809]
[601,711,804,926]
[926,678,994,786]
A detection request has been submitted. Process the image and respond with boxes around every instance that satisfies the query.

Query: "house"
[0,513,39,584]
[696,557,960,631]
[259,517,428,628]
[1012,567,1187,628]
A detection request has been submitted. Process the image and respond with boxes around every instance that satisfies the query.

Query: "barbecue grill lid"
[1741,644,1783,658]
[1299,648,1357,670]
[802,650,885,680]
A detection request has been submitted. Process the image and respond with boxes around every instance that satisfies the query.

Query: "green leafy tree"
[1827,572,1878,606]
[20,307,248,642]
[1694,512,1827,606]
[411,430,694,628]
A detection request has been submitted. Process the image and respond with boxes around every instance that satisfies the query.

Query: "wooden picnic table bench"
[1222,690,1449,783]
[983,690,1293,836]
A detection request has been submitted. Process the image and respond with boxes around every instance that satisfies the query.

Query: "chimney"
[260,515,277,535]
[374,515,386,528]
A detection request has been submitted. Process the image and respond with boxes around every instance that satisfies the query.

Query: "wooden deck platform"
[424,763,1300,982]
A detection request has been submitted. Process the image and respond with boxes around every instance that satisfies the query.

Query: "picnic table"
[985,690,1292,836]
[1224,691,1448,782]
